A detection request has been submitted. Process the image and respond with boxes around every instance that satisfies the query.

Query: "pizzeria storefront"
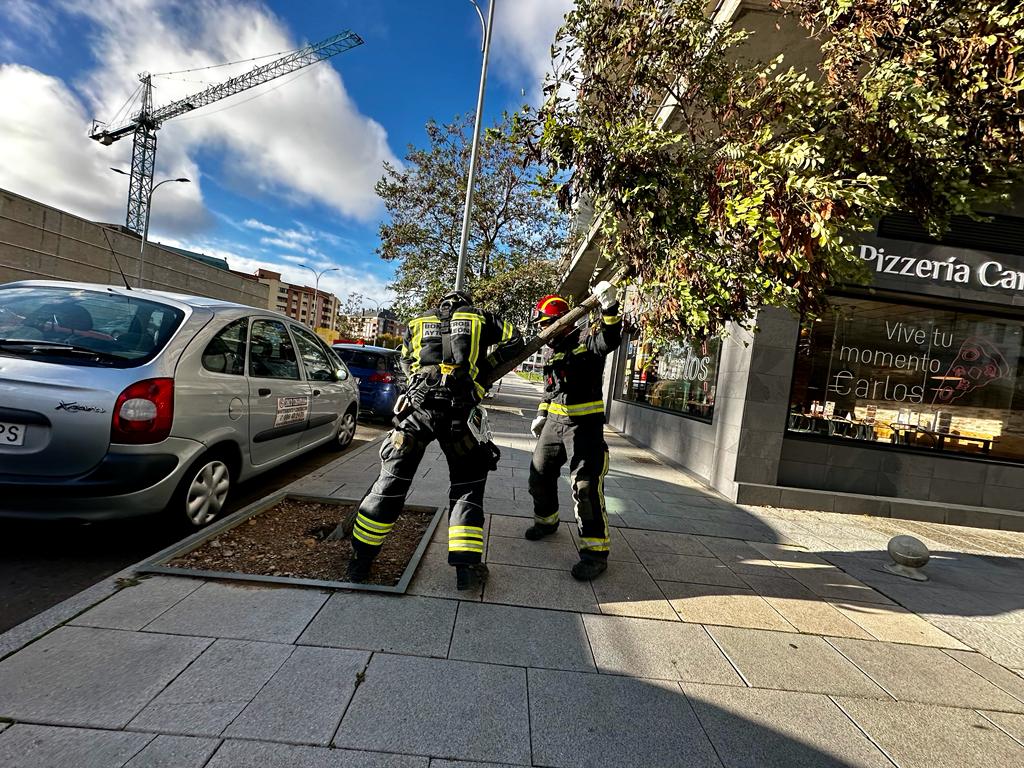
[596,216,1024,529]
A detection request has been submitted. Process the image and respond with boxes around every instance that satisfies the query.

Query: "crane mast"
[90,30,364,235]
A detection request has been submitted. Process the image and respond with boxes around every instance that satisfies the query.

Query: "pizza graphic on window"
[932,337,1010,404]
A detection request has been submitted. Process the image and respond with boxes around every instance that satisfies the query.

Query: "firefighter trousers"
[352,405,490,566]
[528,416,611,560]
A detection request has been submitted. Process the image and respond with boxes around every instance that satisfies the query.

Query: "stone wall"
[0,188,268,307]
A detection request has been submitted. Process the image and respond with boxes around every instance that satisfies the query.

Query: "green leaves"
[520,0,1024,339]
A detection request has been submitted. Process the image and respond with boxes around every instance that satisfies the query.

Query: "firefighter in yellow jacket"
[526,281,621,580]
[347,290,523,590]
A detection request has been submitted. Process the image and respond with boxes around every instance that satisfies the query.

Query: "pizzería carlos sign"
[859,244,1024,291]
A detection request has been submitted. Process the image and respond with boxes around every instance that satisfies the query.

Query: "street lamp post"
[299,264,340,330]
[454,0,495,293]
[111,169,189,287]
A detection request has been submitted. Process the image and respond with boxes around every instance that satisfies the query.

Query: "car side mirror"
[335,368,349,382]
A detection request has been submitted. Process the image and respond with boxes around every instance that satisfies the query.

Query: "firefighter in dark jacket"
[526,281,621,580]
[347,290,524,591]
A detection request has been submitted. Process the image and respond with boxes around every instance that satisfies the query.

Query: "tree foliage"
[377,113,568,327]
[519,0,1024,338]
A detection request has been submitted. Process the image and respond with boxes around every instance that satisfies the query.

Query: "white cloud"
[490,0,573,101]
[0,1,55,56]
[0,0,398,235]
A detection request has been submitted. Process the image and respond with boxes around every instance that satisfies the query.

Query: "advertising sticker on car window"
[275,395,310,427]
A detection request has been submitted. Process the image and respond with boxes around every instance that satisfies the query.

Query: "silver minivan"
[0,281,359,527]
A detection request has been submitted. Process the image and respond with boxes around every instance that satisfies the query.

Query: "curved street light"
[111,168,190,287]
[455,0,495,292]
[299,264,340,329]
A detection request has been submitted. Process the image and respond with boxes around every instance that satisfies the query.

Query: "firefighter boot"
[346,557,373,584]
[456,563,489,591]
[524,522,559,541]
[571,557,607,581]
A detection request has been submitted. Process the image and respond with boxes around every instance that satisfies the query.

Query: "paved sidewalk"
[2,374,1024,767]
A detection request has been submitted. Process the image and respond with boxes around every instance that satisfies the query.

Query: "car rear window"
[0,285,185,366]
[334,349,397,371]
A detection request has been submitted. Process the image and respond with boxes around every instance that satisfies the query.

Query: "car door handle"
[312,389,321,397]
[258,388,272,397]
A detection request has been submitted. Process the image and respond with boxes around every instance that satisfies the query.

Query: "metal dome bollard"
[884,535,930,581]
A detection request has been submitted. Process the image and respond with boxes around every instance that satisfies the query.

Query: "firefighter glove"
[531,415,547,437]
[591,280,618,310]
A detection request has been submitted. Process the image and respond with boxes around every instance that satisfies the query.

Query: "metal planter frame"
[137,492,443,594]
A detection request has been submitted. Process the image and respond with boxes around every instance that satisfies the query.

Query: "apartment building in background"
[342,309,406,343]
[256,268,339,331]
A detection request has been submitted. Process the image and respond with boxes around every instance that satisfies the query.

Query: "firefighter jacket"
[538,303,622,422]
[401,304,524,402]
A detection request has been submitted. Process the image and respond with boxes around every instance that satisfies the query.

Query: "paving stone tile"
[449,602,595,671]
[659,582,794,631]
[621,529,714,557]
[129,638,292,735]
[591,562,678,620]
[583,614,741,685]
[429,762,523,768]
[407,552,482,601]
[0,724,152,768]
[984,711,1024,745]
[784,567,894,605]
[298,593,457,658]
[486,535,579,570]
[124,735,220,768]
[0,626,210,728]
[335,654,529,765]
[529,668,721,768]
[707,626,887,698]
[682,683,891,768]
[694,538,784,578]
[482,563,599,613]
[835,698,1024,768]
[226,645,370,744]
[488,516,573,546]
[739,574,873,639]
[943,650,1024,708]
[70,576,203,631]
[828,600,970,648]
[144,582,329,643]
[829,637,1024,712]
[637,552,747,588]
[207,740,428,767]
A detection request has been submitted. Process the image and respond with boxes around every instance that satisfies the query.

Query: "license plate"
[0,421,26,446]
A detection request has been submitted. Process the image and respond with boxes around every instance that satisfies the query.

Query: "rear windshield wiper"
[0,340,126,364]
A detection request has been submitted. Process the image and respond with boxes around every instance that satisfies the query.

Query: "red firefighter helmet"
[532,294,570,326]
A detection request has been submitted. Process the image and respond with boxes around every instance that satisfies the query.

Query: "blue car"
[332,344,406,419]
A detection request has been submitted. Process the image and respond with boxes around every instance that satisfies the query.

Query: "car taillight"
[111,378,174,444]
[368,372,394,384]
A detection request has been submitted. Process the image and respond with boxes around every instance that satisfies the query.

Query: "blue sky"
[0,0,572,302]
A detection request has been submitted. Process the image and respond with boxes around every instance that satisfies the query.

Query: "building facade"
[341,309,406,344]
[256,269,339,332]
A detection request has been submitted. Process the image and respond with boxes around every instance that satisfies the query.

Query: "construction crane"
[90,29,364,235]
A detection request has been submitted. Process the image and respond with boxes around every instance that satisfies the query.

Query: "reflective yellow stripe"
[502,320,514,342]
[539,296,564,312]
[354,529,387,546]
[449,543,484,552]
[535,512,559,525]
[448,527,484,538]
[573,345,588,355]
[356,514,394,533]
[603,314,621,325]
[407,315,439,374]
[453,311,485,398]
[580,538,610,549]
[547,401,604,417]
[538,402,550,412]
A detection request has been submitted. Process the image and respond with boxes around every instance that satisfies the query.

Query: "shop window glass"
[788,296,1024,462]
[618,328,720,421]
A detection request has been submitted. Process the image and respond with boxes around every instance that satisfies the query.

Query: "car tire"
[171,453,232,528]
[331,407,358,451]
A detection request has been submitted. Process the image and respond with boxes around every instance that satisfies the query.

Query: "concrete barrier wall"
[0,188,268,307]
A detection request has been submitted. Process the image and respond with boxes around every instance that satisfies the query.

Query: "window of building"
[618,327,720,422]
[788,296,1024,462]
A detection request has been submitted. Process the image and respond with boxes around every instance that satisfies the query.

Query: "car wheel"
[178,456,232,527]
[333,408,357,450]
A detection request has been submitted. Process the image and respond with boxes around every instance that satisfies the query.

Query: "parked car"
[0,281,359,527]
[332,343,406,418]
